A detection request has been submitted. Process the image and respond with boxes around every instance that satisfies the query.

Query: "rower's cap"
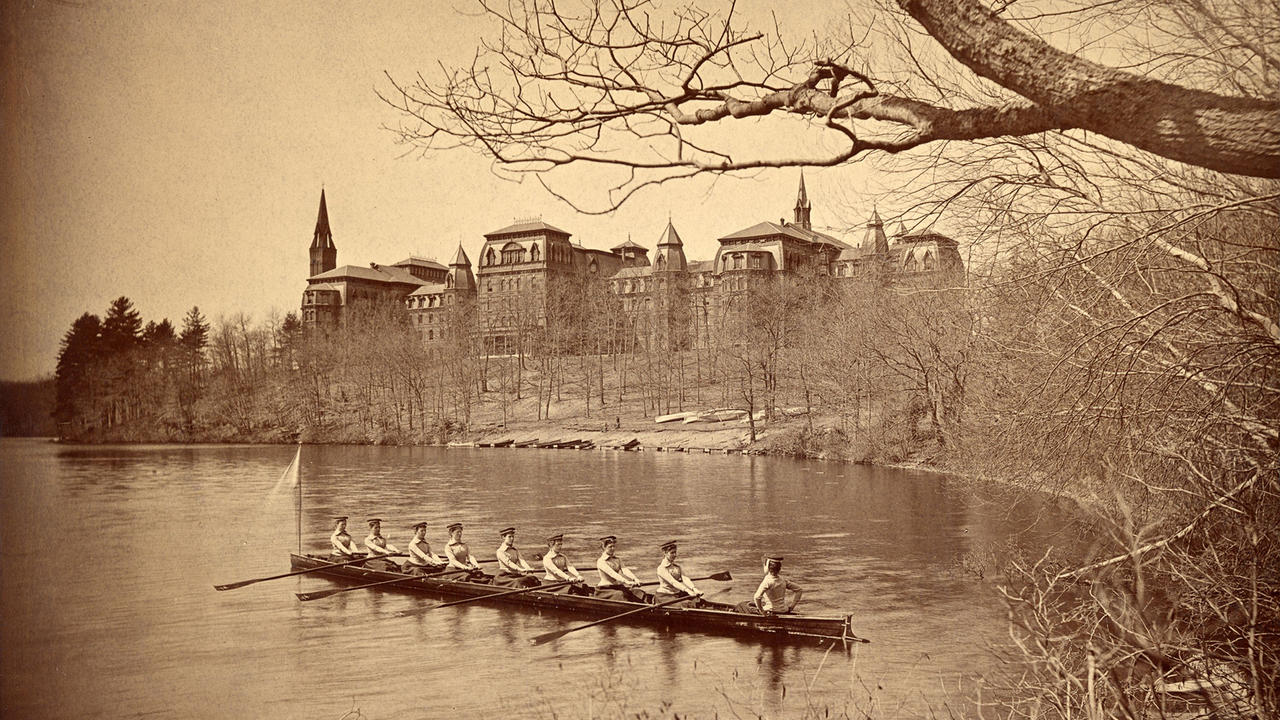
[446,522,463,532]
[764,555,784,563]
[332,515,349,522]
[499,526,517,536]
[367,518,383,526]
[660,540,678,552]
[546,533,564,544]
[599,535,617,545]
[410,521,428,530]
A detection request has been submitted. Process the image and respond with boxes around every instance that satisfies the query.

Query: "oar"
[213,553,407,591]
[404,569,733,617]
[529,587,720,646]
[296,567,475,601]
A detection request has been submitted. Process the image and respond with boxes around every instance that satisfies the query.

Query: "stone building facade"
[299,176,964,346]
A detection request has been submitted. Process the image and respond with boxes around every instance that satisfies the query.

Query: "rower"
[542,533,592,596]
[595,535,651,603]
[494,526,540,588]
[655,540,702,605]
[329,516,361,559]
[403,522,448,576]
[444,522,491,583]
[736,555,804,615]
[363,518,401,572]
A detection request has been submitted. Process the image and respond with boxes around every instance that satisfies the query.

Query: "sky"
[0,0,884,381]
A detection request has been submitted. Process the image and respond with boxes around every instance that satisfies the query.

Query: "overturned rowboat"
[289,553,861,644]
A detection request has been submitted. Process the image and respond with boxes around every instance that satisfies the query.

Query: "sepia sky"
[0,0,878,381]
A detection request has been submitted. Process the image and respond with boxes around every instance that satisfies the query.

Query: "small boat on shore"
[289,553,859,643]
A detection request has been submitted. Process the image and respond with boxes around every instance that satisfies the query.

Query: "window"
[530,243,540,262]
[485,248,496,266]
[446,276,453,289]
[733,254,742,270]
[923,251,936,270]
[428,328,434,340]
[655,255,666,270]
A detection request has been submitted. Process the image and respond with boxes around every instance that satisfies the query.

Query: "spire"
[312,189,334,250]
[654,219,687,272]
[793,171,812,230]
[308,188,337,277]
[450,243,471,267]
[863,207,888,255]
[657,219,683,247]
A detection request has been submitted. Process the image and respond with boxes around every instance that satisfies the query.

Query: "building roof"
[305,282,343,292]
[484,220,571,238]
[611,237,648,252]
[450,244,471,266]
[719,221,851,249]
[657,220,683,247]
[308,263,424,285]
[610,266,652,279]
[392,256,447,270]
[408,282,448,296]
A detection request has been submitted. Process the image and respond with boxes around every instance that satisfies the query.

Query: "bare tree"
[383,0,1279,215]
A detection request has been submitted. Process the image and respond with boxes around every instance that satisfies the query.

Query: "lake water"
[0,439,1066,718]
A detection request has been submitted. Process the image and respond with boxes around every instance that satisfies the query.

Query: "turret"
[793,171,812,230]
[446,244,476,292]
[863,208,888,255]
[653,219,687,272]
[309,189,337,277]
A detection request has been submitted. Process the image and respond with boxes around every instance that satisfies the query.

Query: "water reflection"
[0,439,1069,718]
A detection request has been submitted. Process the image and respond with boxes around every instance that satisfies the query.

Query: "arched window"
[655,254,666,270]
[530,243,540,262]
[446,276,454,289]
[733,254,743,270]
[485,248,496,266]
[588,260,598,274]
[905,252,920,272]
[923,251,936,270]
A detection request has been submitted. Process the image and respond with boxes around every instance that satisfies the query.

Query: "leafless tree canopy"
[382,0,1279,211]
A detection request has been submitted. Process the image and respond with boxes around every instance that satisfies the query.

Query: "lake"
[0,439,1065,718]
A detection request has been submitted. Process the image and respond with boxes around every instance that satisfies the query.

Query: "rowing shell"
[290,553,860,643]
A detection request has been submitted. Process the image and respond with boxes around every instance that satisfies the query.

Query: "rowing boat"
[290,553,859,643]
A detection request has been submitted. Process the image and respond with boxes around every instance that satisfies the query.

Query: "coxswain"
[655,540,702,604]
[736,555,804,615]
[363,518,401,572]
[444,522,491,583]
[542,533,592,596]
[403,522,448,576]
[595,535,651,603]
[494,526,540,588]
[329,516,361,559]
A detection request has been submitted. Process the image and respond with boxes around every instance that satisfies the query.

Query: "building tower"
[653,219,687,273]
[309,188,337,277]
[446,244,476,292]
[864,208,889,255]
[793,171,812,230]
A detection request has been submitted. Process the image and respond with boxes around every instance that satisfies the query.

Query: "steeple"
[309,189,337,277]
[653,219,687,272]
[793,171,812,230]
[446,243,476,292]
[863,207,888,255]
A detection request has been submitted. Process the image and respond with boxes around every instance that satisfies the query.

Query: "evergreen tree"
[180,306,209,353]
[54,312,103,435]
[101,296,143,354]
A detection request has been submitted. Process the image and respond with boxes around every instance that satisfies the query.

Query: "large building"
[299,176,964,346]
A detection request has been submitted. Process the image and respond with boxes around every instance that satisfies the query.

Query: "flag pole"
[295,443,302,555]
